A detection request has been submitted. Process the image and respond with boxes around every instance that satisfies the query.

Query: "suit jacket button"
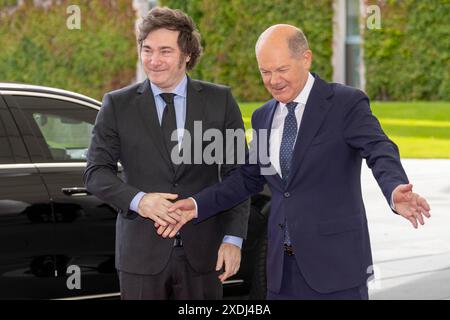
[284,192,290,198]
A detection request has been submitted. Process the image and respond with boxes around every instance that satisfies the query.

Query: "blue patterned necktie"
[279,101,298,246]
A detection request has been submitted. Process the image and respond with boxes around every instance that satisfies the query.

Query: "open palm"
[393,184,431,228]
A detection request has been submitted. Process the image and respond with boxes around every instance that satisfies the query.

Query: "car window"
[32,112,93,161]
[10,96,97,162]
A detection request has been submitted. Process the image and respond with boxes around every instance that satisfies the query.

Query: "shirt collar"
[292,72,315,106]
[150,74,188,98]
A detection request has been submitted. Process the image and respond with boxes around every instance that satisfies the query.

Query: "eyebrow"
[142,44,174,50]
[260,65,290,72]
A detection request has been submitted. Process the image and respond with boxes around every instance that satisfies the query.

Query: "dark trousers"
[118,247,223,300]
[267,252,369,300]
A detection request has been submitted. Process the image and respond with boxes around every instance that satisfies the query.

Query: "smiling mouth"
[272,87,286,92]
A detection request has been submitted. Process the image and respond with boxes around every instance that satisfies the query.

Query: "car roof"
[0,82,101,106]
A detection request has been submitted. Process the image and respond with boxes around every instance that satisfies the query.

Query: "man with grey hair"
[164,24,431,300]
[84,7,250,299]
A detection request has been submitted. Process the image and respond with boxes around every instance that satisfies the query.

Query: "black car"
[0,83,270,300]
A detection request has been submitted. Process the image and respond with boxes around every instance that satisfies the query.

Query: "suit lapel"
[286,75,333,188]
[135,79,171,165]
[174,78,205,180]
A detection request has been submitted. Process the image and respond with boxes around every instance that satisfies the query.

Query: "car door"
[4,93,119,299]
[0,95,58,299]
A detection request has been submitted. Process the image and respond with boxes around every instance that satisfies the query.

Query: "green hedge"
[0,0,137,100]
[162,0,333,102]
[364,0,449,100]
[0,0,16,7]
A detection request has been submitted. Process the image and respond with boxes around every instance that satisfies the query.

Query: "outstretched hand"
[393,184,431,228]
[153,198,197,238]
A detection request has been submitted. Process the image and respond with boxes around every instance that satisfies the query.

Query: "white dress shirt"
[269,72,315,177]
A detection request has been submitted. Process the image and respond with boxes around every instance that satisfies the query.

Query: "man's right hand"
[154,198,197,238]
[137,193,181,226]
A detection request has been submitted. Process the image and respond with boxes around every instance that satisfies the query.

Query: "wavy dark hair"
[137,7,203,70]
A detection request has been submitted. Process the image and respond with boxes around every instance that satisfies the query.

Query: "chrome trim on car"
[35,163,87,168]
[55,280,244,300]
[0,162,123,170]
[0,163,87,169]
[0,83,100,106]
[0,164,36,170]
[0,91,100,110]
[223,279,245,285]
[56,292,121,300]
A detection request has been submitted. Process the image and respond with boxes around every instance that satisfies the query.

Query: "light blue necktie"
[279,101,298,246]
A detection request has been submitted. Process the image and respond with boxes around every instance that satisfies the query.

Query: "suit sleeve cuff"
[390,189,401,215]
[222,236,243,249]
[390,191,396,211]
[189,197,199,218]
[130,191,145,213]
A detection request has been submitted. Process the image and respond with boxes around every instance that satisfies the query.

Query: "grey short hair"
[287,28,309,58]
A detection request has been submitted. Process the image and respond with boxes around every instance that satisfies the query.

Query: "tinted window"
[11,96,97,162]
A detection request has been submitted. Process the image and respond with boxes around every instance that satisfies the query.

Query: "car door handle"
[61,187,91,196]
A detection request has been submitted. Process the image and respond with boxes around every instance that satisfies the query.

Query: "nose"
[269,72,282,87]
[149,52,162,67]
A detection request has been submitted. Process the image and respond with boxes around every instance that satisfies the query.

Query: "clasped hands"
[137,193,239,282]
[137,193,196,237]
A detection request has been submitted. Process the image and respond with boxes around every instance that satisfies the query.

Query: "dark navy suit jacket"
[193,74,409,294]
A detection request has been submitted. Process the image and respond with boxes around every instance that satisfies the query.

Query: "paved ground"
[362,159,450,300]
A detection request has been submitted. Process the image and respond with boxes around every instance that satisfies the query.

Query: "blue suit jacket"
[193,74,409,294]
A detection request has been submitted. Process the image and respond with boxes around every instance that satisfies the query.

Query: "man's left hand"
[216,243,241,283]
[393,184,431,228]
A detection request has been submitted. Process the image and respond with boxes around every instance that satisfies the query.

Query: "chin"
[273,95,287,103]
[149,77,165,86]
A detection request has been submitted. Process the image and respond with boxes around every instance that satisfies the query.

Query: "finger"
[157,225,166,235]
[408,216,418,229]
[417,197,431,213]
[157,193,179,200]
[152,215,168,227]
[219,269,232,282]
[415,209,425,225]
[168,223,183,238]
[222,254,234,282]
[171,209,182,217]
[216,251,224,271]
[165,210,182,222]
[162,224,175,238]
[157,211,179,225]
[421,208,431,218]
[156,207,180,224]
[154,222,160,228]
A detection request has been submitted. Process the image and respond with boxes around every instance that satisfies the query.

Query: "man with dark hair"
[84,7,249,299]
[165,24,431,300]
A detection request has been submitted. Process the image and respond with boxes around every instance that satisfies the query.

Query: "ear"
[303,50,313,68]
[185,55,191,63]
